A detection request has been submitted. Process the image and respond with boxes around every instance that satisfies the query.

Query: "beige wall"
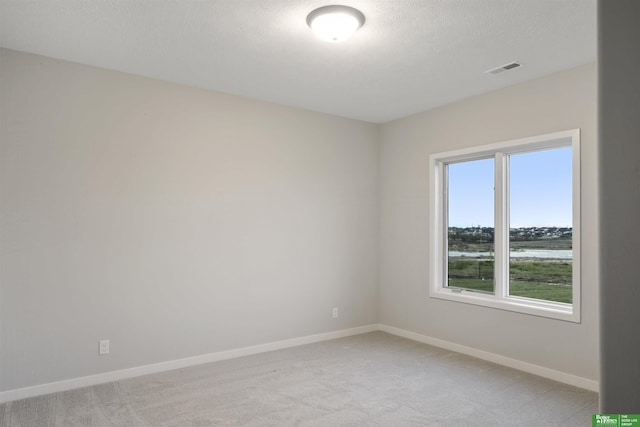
[0,47,599,395]
[378,63,599,380]
[0,48,379,391]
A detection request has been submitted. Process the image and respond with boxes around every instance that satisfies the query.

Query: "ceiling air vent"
[486,62,522,75]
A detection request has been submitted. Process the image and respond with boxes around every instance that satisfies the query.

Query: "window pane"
[509,147,572,303]
[447,158,494,294]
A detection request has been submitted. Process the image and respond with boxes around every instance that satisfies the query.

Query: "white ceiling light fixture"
[306,5,365,43]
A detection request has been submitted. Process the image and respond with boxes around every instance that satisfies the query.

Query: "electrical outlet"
[332,307,339,318]
[99,339,110,355]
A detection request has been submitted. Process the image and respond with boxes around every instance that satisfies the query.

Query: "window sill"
[430,287,580,323]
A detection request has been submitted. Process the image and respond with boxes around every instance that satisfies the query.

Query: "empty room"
[1,0,639,425]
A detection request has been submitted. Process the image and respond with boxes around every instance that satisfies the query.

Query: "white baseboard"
[0,324,378,404]
[0,323,598,403]
[377,323,599,392]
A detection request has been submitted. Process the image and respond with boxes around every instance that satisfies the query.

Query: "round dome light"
[306,5,365,43]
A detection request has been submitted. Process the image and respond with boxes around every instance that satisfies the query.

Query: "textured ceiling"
[0,0,596,123]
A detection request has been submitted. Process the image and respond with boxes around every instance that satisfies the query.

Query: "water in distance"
[448,249,572,259]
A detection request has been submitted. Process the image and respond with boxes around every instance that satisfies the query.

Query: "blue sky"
[448,147,572,228]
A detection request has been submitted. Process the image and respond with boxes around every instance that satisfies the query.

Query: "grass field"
[448,259,572,303]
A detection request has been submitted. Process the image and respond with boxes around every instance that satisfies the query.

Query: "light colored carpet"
[0,332,597,426]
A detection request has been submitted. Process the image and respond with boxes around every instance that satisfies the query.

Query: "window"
[429,129,580,322]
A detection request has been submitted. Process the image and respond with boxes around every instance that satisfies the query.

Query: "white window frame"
[429,129,581,322]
